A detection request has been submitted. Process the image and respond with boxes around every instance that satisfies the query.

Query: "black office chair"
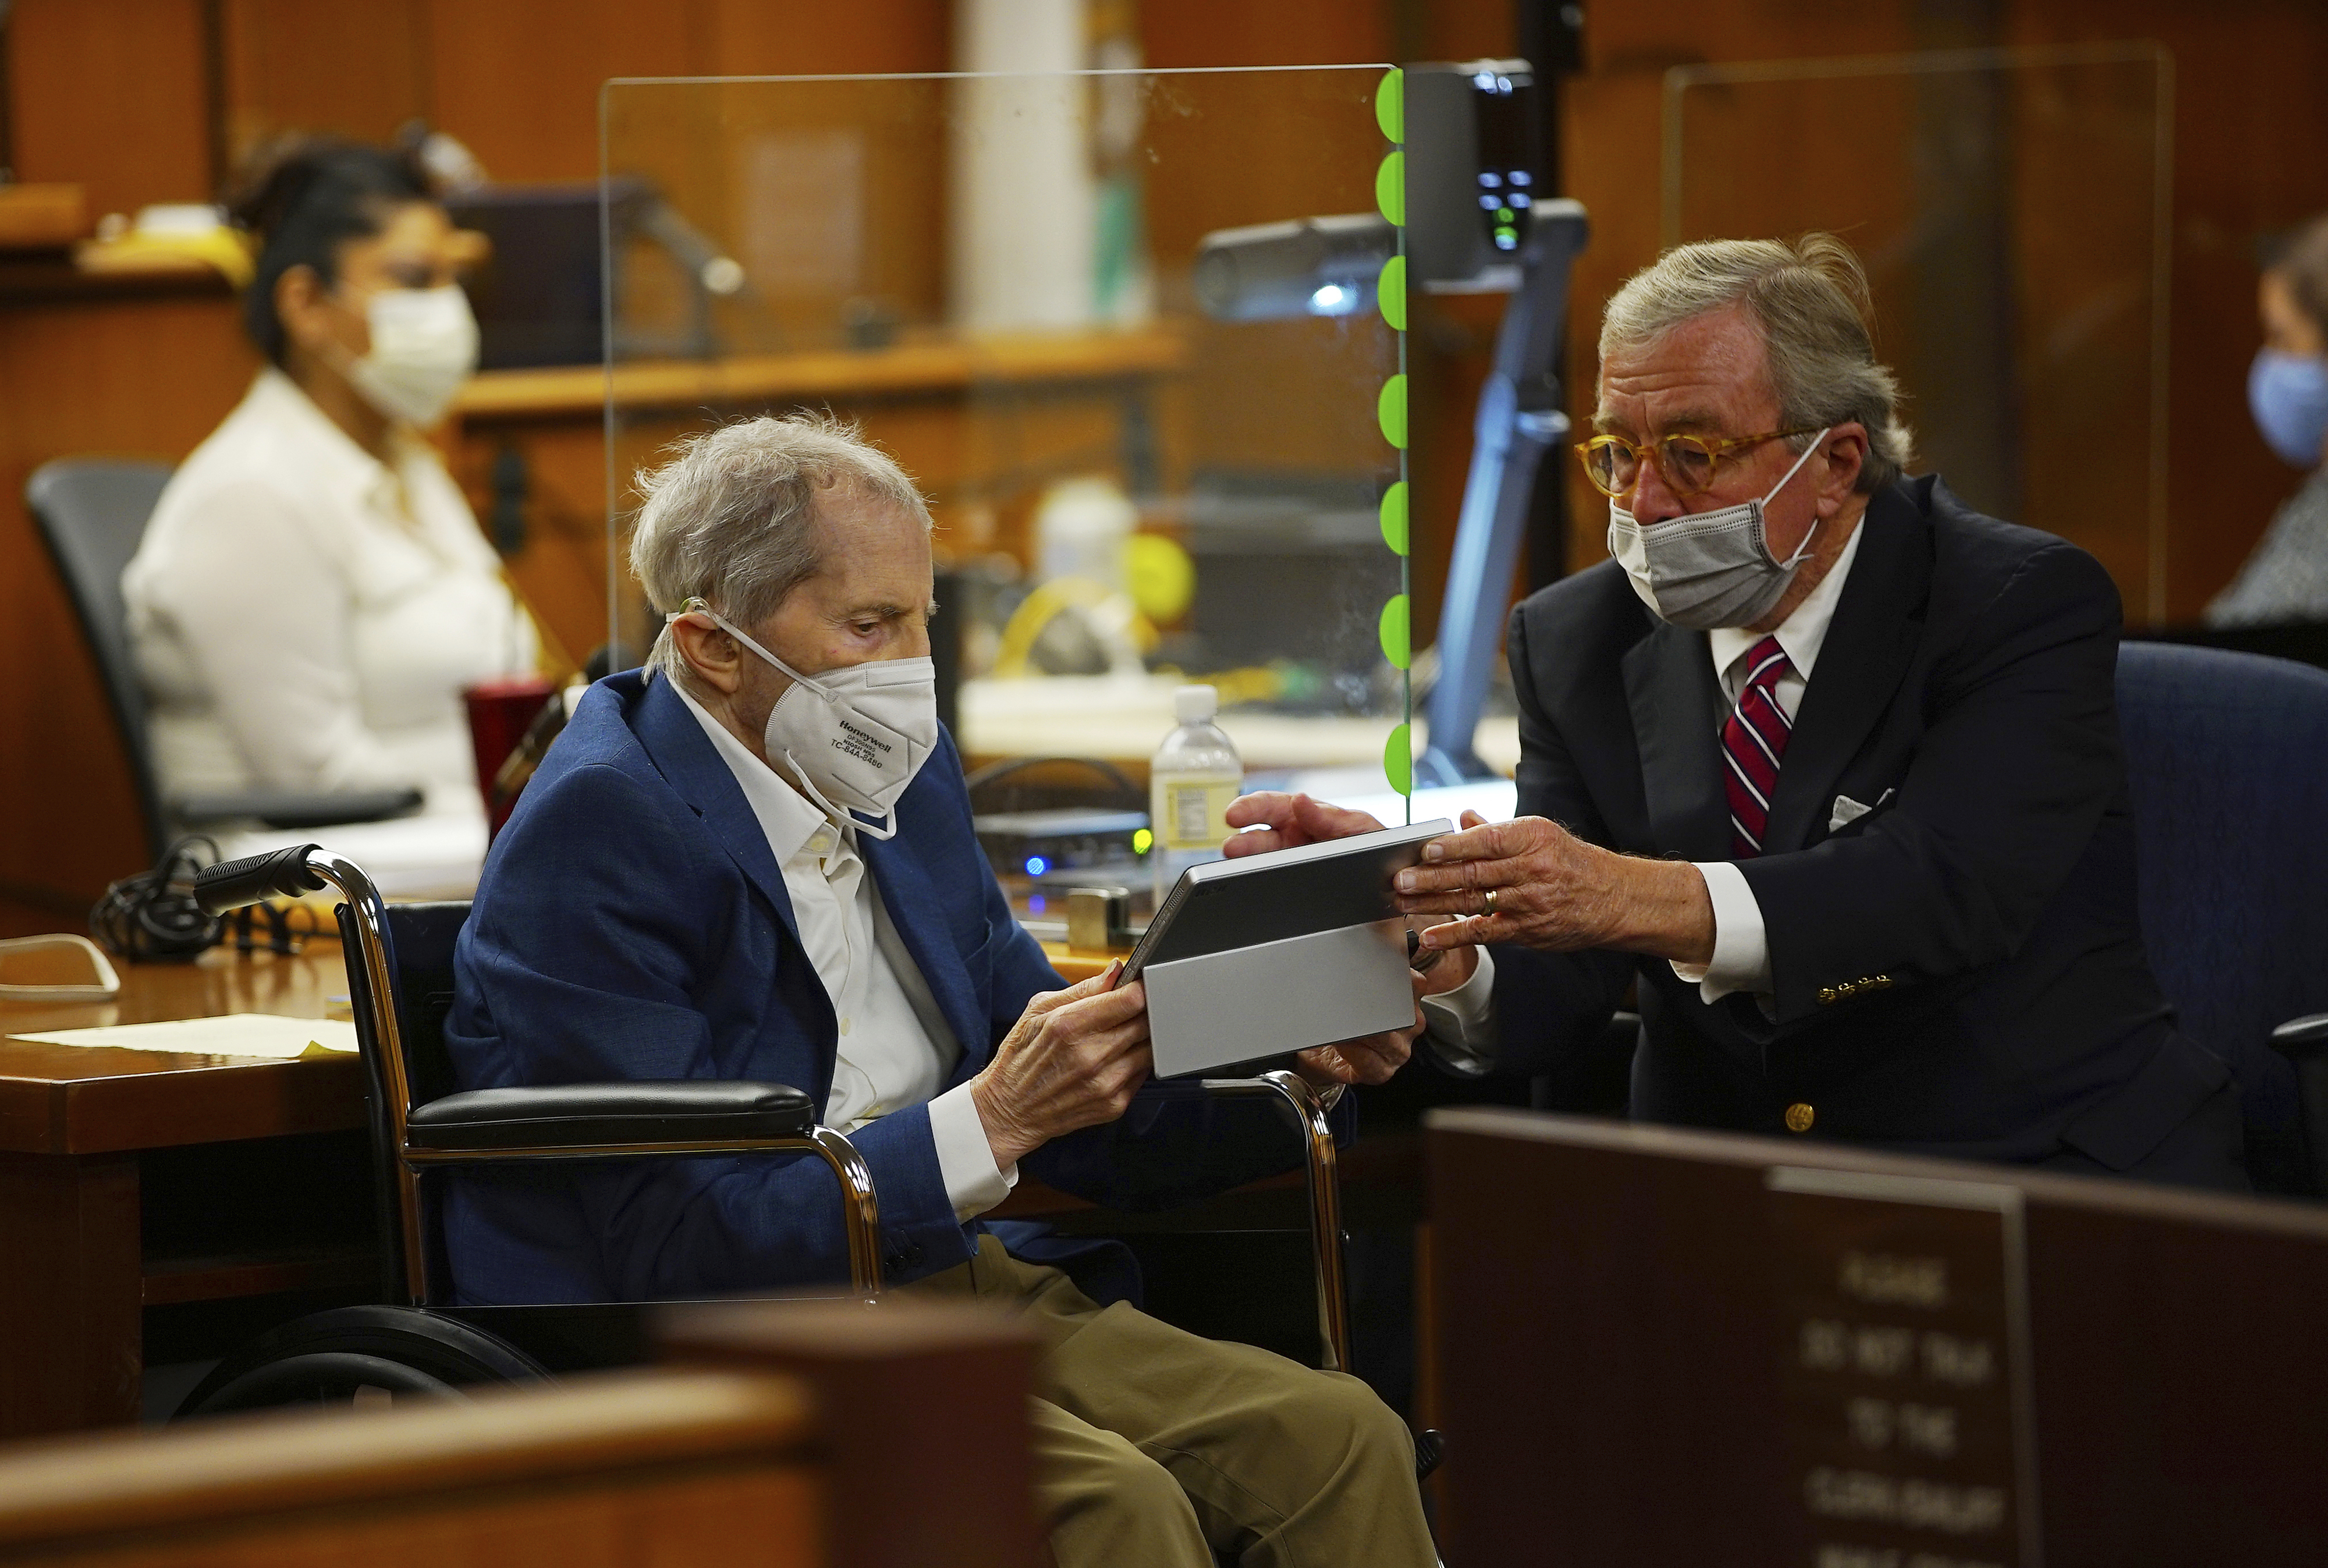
[2114,642,2328,1194]
[171,844,881,1414]
[25,459,424,863]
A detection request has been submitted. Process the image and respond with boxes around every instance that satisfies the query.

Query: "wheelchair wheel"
[173,1305,552,1419]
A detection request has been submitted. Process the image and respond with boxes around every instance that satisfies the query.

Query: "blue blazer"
[442,669,1343,1305]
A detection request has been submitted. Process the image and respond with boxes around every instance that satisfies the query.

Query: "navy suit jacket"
[442,669,1342,1304]
[1489,476,2241,1180]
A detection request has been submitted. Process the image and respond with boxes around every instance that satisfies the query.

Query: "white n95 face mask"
[338,285,480,428]
[675,601,938,840]
[1606,427,1832,630]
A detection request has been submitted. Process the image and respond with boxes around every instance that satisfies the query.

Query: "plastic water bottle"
[1149,684,1243,903]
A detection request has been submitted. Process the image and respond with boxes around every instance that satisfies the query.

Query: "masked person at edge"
[2209,214,2328,626]
[443,414,1442,1568]
[124,137,535,893]
[1228,232,2247,1191]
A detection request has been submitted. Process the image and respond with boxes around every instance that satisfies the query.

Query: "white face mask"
[673,601,939,841]
[1606,428,1831,630]
[335,285,479,428]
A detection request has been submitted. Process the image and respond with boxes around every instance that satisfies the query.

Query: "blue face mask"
[2249,349,2328,468]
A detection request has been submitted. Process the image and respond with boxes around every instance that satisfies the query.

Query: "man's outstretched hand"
[1293,969,1432,1088]
[1224,794,1481,1079]
[1222,792,1386,857]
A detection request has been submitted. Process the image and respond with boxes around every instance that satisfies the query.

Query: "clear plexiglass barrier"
[600,67,1411,916]
[1665,44,2171,622]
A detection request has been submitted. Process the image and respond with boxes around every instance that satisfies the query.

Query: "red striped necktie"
[1722,634,1795,857]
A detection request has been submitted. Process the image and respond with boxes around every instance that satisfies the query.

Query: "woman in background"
[123,138,537,892]
[2210,215,2328,626]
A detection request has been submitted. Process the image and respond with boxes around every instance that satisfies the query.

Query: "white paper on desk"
[9,1013,360,1058]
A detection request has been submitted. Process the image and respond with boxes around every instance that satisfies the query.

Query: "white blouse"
[123,368,535,892]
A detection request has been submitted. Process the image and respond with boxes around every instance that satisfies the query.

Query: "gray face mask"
[1606,427,1831,629]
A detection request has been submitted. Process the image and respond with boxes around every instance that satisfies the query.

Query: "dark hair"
[2263,216,2328,342]
[225,136,433,364]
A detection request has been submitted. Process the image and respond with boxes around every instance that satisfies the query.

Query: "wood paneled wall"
[1561,0,2328,622]
[5,0,2328,912]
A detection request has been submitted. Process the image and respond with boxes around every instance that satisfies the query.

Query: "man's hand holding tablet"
[1223,791,1486,1088]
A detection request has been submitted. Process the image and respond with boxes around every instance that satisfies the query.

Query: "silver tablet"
[1124,818,1454,1077]
[1125,817,1454,980]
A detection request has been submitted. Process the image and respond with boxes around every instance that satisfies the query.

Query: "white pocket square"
[1828,789,1895,833]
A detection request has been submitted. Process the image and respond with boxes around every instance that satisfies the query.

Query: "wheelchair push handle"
[194,844,326,915]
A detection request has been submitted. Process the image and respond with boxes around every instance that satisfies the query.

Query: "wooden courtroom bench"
[1426,1108,2328,1568]
[0,1298,1041,1568]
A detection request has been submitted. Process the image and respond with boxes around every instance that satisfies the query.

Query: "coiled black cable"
[90,836,224,962]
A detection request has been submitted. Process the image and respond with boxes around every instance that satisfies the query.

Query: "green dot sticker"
[1376,254,1406,332]
[1375,150,1404,228]
[1375,68,1404,144]
[1379,595,1411,670]
[1379,480,1409,555]
[1383,722,1413,797]
[1378,374,1408,449]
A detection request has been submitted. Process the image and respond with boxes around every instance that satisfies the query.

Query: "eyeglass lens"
[1588,436,1720,497]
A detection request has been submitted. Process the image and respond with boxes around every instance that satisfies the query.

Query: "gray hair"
[629,412,931,685]
[1598,232,1915,492]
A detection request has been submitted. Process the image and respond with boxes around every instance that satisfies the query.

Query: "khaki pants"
[903,1234,1436,1568]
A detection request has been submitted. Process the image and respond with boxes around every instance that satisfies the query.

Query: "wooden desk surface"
[0,945,364,1158]
[456,324,1191,420]
[0,939,1112,1160]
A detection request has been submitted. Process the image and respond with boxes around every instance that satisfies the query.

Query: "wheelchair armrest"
[2271,1015,2328,1063]
[405,1080,817,1151]
[176,786,425,830]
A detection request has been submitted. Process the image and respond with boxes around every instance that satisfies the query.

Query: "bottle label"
[1161,780,1238,853]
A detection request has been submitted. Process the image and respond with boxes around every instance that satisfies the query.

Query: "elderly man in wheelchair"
[440,413,1446,1568]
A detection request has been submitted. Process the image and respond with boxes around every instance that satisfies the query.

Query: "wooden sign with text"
[1427,1109,2328,1568]
[1768,1168,2040,1568]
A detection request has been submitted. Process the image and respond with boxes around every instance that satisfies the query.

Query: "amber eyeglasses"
[1574,428,1825,500]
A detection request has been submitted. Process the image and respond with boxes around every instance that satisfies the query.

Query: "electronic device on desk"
[967,755,1151,895]
[973,807,1151,886]
[1126,818,1450,1077]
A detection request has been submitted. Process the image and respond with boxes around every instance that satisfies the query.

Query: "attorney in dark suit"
[444,414,1438,1568]
[1230,232,2245,1190]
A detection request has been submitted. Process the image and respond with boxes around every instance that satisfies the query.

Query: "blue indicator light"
[1025,855,1049,877]
[1510,170,1532,187]
[1479,193,1501,210]
[1511,193,1531,208]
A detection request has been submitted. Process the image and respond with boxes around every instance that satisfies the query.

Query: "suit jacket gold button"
[1817,987,1837,1006]
[1785,1102,1815,1133]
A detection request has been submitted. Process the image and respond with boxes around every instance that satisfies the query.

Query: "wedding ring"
[1481,887,1499,917]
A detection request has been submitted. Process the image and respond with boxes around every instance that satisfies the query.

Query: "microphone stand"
[1418,198,1588,785]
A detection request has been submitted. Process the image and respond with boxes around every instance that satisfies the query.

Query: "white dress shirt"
[672,679,1016,1222]
[1424,516,1867,1049]
[123,368,535,892]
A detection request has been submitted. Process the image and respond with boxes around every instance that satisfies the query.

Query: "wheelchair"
[171,844,1378,1426]
[174,843,882,1414]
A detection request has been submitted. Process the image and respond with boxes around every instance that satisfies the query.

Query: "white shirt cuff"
[1419,946,1497,1074]
[1670,861,1772,1002]
[927,1080,1018,1221]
